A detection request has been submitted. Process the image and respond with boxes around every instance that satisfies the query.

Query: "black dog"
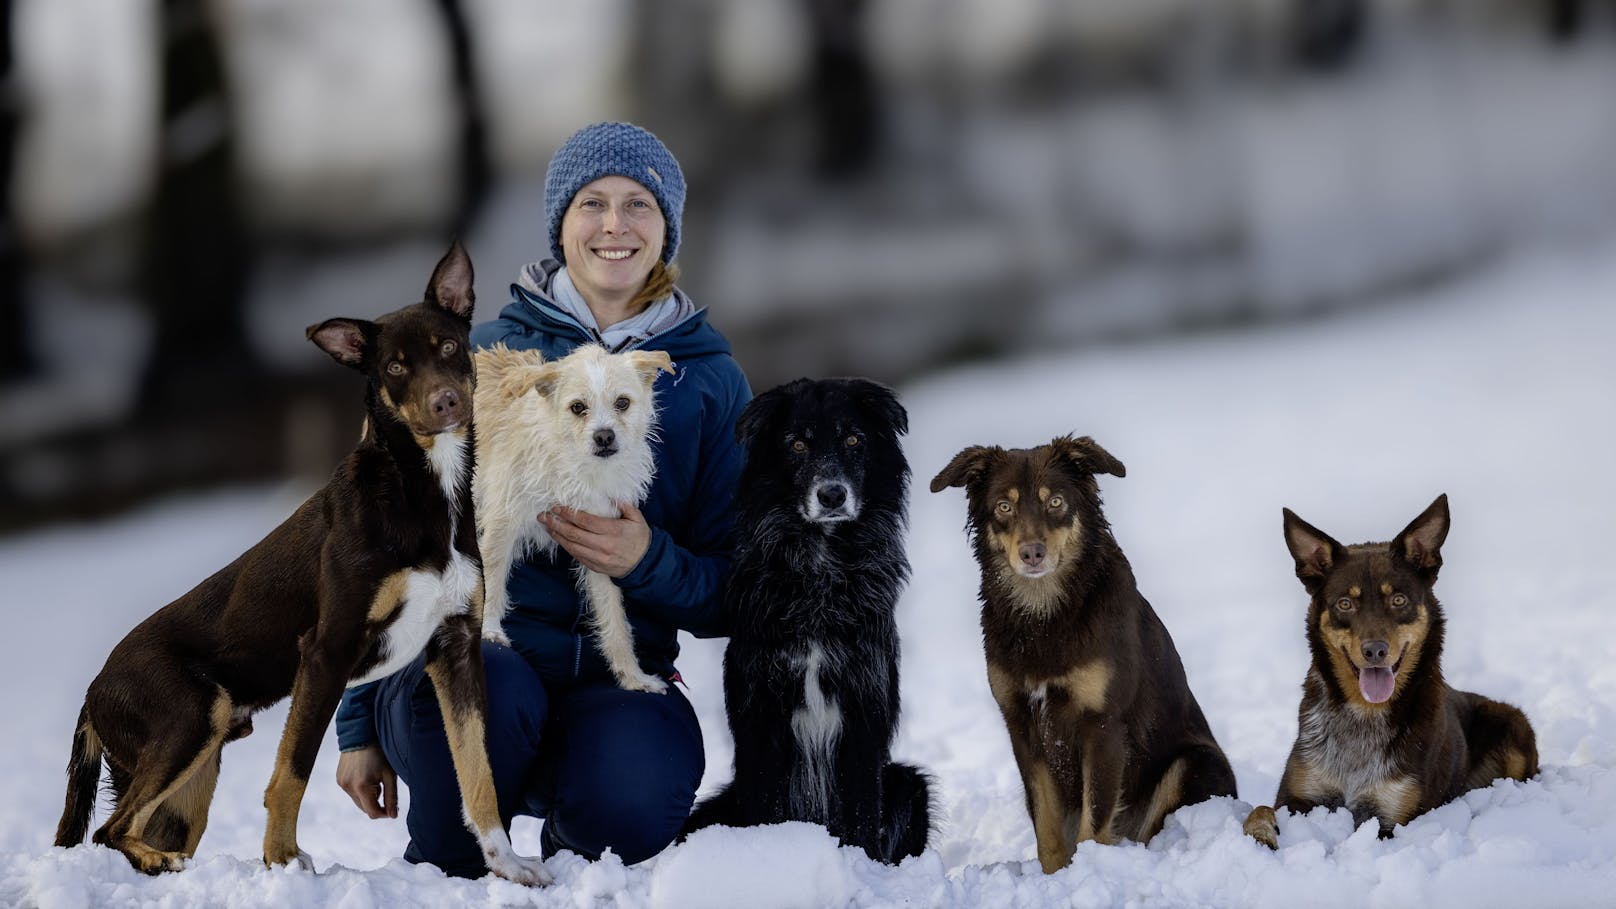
[684,378,932,863]
[53,244,547,884]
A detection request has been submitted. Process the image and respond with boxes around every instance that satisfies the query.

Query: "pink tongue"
[1359,667,1396,703]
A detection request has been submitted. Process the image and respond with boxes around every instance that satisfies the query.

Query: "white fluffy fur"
[472,343,674,694]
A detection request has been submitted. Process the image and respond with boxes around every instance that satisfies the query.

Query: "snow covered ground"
[2,234,1614,908]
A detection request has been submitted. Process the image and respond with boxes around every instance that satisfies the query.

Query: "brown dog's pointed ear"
[930,445,999,493]
[307,319,374,369]
[1051,435,1126,478]
[426,241,475,320]
[1283,507,1344,589]
[627,350,675,387]
[1392,494,1450,574]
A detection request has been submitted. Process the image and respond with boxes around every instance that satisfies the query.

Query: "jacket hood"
[494,258,731,360]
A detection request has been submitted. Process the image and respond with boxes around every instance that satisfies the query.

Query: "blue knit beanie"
[545,122,686,265]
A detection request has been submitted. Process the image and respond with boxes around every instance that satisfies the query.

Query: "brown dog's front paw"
[1243,806,1279,850]
[263,843,313,871]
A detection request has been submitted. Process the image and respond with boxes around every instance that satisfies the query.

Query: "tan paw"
[1243,806,1279,850]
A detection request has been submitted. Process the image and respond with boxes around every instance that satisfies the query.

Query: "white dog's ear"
[520,363,560,398]
[626,350,675,387]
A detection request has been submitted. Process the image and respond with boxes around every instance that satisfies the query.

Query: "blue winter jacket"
[335,261,750,751]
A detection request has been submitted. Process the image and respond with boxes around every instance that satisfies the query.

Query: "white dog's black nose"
[593,428,617,456]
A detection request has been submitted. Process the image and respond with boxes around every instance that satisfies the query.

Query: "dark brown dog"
[932,435,1236,874]
[53,244,548,884]
[1243,495,1538,848]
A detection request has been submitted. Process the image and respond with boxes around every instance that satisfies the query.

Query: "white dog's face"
[539,345,671,461]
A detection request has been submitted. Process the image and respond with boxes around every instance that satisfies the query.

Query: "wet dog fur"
[53,244,549,885]
[684,378,933,863]
[932,435,1236,874]
[471,342,673,693]
[1242,494,1539,848]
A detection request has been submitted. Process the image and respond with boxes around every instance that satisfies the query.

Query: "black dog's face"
[307,243,476,437]
[736,378,909,527]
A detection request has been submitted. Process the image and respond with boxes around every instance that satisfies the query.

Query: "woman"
[333,122,751,877]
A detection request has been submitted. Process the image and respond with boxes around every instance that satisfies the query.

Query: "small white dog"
[473,342,674,694]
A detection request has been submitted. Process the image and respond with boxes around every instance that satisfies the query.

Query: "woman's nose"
[601,206,623,233]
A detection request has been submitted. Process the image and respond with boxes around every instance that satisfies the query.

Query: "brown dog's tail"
[54,703,104,847]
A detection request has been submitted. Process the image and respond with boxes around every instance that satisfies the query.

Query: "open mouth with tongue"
[1353,645,1406,704]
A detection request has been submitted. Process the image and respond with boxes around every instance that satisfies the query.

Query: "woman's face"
[559,175,665,305]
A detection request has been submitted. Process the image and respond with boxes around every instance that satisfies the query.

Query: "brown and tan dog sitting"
[53,244,548,884]
[1243,495,1538,848]
[932,435,1236,874]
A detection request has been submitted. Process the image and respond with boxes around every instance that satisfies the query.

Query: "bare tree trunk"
[138,0,254,413]
[806,0,879,178]
[1292,0,1367,71]
[427,0,490,238]
[0,0,35,381]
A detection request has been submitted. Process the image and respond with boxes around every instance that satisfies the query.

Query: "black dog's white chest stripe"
[790,643,843,817]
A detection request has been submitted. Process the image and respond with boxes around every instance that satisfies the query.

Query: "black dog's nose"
[1361,640,1390,665]
[593,428,616,450]
[431,388,461,416]
[817,485,847,510]
[1020,542,1046,566]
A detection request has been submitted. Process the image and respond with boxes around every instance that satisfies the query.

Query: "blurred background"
[3,0,1615,532]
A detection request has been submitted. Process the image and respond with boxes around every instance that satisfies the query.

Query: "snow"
[2,234,1614,907]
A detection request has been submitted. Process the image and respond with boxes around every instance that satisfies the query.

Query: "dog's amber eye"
[1335,596,1355,611]
[569,401,587,416]
[791,440,807,453]
[845,435,859,448]
[1390,593,1409,608]
[440,340,457,356]
[387,361,406,376]
[615,396,630,412]
[1047,496,1064,509]
[995,501,1013,515]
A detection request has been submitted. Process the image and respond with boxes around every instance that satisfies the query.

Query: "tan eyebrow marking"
[1007,488,1021,503]
[1381,583,1393,596]
[1349,586,1361,598]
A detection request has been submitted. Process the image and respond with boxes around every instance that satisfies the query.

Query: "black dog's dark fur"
[54,245,545,884]
[684,378,932,863]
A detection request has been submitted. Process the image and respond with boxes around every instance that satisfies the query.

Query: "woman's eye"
[440,340,457,356]
[995,501,1012,515]
[569,401,587,416]
[615,396,630,412]
[387,361,405,376]
[1391,593,1409,608]
[791,440,807,453]
[1048,496,1064,509]
[1335,597,1355,611]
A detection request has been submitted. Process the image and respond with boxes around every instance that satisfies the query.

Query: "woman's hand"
[336,745,398,819]
[540,502,651,578]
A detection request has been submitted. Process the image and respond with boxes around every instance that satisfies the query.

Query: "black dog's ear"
[930,445,1000,493]
[1050,435,1126,478]
[1392,493,1449,575]
[307,318,375,369]
[735,385,790,446]
[852,379,908,436]
[426,241,475,320]
[1283,507,1345,590]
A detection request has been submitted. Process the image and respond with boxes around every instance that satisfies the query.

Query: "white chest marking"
[347,549,479,688]
[427,432,468,514]
[790,644,844,818]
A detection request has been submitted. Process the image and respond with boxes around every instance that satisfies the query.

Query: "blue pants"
[372,642,704,877]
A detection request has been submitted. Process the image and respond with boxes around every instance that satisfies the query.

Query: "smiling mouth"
[593,248,637,261]
[1349,643,1408,704]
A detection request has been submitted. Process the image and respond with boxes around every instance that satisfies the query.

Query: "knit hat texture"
[544,122,686,265]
